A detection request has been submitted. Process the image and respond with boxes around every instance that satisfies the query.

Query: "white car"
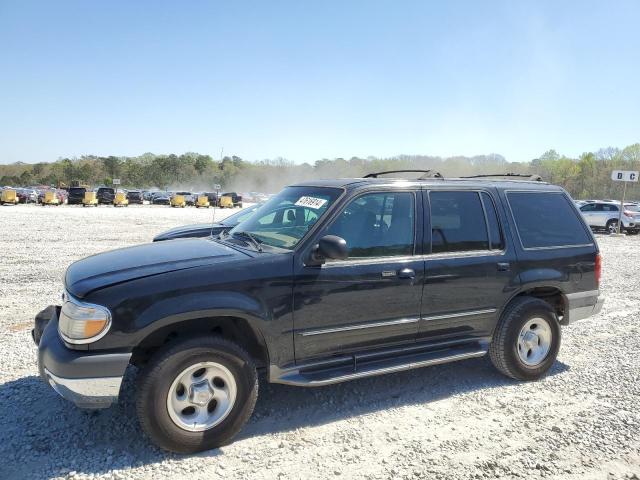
[579,201,639,234]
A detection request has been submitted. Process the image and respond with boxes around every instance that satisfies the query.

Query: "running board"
[270,342,488,387]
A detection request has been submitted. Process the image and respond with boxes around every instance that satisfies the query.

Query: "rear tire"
[136,336,258,453]
[606,219,619,234]
[489,297,560,381]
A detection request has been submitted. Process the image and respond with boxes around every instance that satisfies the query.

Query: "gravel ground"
[0,204,639,480]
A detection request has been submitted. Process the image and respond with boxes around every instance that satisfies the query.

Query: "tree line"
[1,144,639,200]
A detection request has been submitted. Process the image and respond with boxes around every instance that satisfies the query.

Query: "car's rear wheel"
[136,336,258,453]
[489,297,560,381]
[606,219,620,234]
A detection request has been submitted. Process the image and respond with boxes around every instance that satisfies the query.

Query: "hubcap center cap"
[522,330,538,350]
[189,380,214,406]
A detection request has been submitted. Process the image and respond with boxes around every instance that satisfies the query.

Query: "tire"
[606,219,619,234]
[489,297,560,381]
[136,336,258,453]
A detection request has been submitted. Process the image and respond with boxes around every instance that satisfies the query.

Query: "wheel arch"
[131,314,270,369]
[497,285,567,331]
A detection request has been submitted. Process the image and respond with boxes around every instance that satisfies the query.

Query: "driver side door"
[292,189,425,362]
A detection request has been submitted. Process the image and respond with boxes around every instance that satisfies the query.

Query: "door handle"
[398,268,416,279]
[497,262,510,272]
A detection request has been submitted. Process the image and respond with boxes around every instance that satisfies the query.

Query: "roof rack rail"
[363,169,443,179]
[459,173,543,182]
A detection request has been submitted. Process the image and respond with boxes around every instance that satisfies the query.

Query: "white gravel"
[0,204,639,480]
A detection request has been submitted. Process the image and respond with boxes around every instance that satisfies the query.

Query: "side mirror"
[308,235,348,265]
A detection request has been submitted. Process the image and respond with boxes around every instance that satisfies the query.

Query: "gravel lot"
[1,204,639,480]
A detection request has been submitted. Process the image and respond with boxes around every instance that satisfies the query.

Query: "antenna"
[210,183,221,238]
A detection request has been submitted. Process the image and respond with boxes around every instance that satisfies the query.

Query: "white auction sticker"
[295,196,328,209]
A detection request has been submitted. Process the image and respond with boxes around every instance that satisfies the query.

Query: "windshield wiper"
[232,231,263,252]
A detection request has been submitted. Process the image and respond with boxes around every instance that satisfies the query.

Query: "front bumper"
[563,290,605,324]
[34,306,131,409]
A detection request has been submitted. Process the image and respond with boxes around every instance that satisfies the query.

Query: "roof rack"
[363,169,443,179]
[459,173,543,182]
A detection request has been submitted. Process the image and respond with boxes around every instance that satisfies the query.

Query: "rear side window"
[430,191,490,253]
[507,192,591,248]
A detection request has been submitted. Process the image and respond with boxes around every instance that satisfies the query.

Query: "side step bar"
[270,342,488,387]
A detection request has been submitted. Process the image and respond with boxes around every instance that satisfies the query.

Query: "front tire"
[136,336,258,453]
[489,297,560,381]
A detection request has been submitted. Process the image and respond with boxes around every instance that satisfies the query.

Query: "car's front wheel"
[136,336,258,453]
[489,297,560,381]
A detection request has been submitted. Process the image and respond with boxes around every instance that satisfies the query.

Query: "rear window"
[507,192,591,249]
[430,191,491,253]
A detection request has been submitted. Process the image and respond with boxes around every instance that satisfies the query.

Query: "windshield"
[228,186,342,250]
[625,204,640,212]
[221,203,262,226]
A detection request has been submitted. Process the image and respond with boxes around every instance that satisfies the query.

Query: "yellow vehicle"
[113,191,129,207]
[82,191,98,207]
[195,195,210,208]
[1,189,18,205]
[171,194,186,208]
[42,190,60,206]
[218,195,234,208]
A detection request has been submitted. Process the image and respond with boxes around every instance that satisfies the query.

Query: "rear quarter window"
[507,192,592,249]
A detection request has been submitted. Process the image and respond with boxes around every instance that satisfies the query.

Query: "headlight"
[58,297,112,344]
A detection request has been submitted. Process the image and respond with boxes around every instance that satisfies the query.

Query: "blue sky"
[1,1,639,164]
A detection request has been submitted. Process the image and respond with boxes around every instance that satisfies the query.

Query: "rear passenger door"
[418,189,517,344]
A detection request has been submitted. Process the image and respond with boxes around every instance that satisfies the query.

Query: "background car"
[126,190,144,204]
[579,200,639,234]
[221,192,243,208]
[96,187,115,204]
[16,188,38,204]
[67,187,87,205]
[153,203,262,241]
[151,192,171,205]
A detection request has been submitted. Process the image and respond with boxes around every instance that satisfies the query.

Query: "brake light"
[595,253,602,288]
[624,210,635,217]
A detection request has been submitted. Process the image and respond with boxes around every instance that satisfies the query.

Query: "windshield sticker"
[295,196,328,209]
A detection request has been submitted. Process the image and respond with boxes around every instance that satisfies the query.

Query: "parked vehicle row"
[1,185,254,209]
[575,199,640,234]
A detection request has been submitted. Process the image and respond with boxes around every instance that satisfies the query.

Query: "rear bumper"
[34,306,131,409]
[564,290,604,324]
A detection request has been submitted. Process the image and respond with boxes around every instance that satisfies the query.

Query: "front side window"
[430,191,490,253]
[580,203,596,212]
[325,191,414,258]
[507,192,592,248]
[228,186,341,251]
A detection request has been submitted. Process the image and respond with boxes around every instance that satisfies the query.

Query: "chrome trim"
[43,368,125,409]
[300,317,420,337]
[421,308,497,322]
[57,294,112,345]
[271,349,487,387]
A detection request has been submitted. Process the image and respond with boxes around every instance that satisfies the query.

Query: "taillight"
[595,253,602,288]
[624,210,635,217]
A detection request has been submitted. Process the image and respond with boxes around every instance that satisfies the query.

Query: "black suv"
[96,187,115,204]
[67,187,86,205]
[126,190,144,205]
[33,172,603,453]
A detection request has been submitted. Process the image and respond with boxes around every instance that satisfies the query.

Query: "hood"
[65,238,248,298]
[152,223,226,241]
